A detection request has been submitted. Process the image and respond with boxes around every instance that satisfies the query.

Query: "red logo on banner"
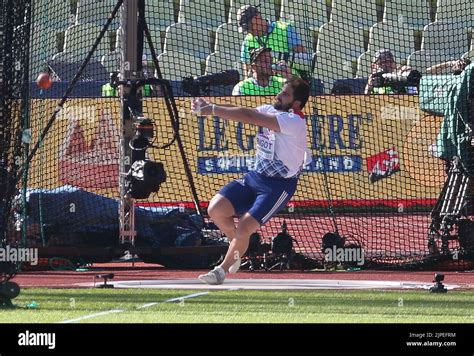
[58,110,119,188]
[366,147,400,183]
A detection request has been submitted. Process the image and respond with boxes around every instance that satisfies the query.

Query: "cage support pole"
[119,0,142,245]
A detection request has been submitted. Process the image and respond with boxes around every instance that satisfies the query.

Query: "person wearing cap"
[364,49,415,94]
[237,4,308,80]
[232,47,292,95]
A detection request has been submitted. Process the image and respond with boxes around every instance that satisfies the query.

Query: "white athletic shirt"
[254,104,310,178]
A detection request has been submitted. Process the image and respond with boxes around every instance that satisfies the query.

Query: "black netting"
[3,0,474,269]
[1,0,31,281]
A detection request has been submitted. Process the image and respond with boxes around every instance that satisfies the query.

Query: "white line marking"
[137,302,159,309]
[59,309,124,324]
[137,292,209,309]
[58,292,209,323]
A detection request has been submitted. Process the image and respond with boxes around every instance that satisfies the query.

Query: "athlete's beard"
[273,99,291,111]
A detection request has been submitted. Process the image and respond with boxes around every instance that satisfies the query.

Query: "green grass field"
[1,288,474,323]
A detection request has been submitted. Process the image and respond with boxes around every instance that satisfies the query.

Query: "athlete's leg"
[208,176,254,241]
[218,175,298,273]
[208,193,237,241]
[219,212,261,273]
[198,212,260,284]
[199,174,297,284]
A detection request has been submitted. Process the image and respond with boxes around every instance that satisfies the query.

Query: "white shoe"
[228,257,241,274]
[198,266,225,285]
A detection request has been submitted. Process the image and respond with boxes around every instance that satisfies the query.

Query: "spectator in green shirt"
[233,47,292,96]
[237,5,311,80]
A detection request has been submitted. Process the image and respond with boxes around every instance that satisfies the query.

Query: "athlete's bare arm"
[192,98,281,132]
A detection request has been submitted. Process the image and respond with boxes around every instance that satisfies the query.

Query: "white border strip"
[76,279,461,291]
[58,292,209,324]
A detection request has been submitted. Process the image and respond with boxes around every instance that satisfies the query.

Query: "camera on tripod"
[130,116,154,150]
[372,68,422,88]
[421,60,474,258]
[182,69,240,96]
[126,159,166,199]
[126,111,166,199]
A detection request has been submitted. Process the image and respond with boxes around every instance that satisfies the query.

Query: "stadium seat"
[178,0,226,31]
[214,23,245,57]
[228,0,277,23]
[110,7,169,54]
[313,51,355,93]
[205,52,242,77]
[32,0,74,31]
[279,0,323,51]
[407,49,460,74]
[113,26,163,60]
[383,0,431,31]
[157,51,203,80]
[296,27,316,53]
[163,23,211,61]
[435,0,474,29]
[316,22,365,61]
[355,51,372,78]
[75,0,120,30]
[463,50,474,60]
[368,21,416,62]
[330,0,378,29]
[279,0,328,33]
[142,26,164,57]
[421,21,470,58]
[49,50,109,81]
[100,46,161,77]
[23,25,59,80]
[145,0,176,31]
[53,23,111,63]
[50,51,80,66]
[100,50,121,74]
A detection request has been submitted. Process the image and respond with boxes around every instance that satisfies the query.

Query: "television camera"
[182,69,240,96]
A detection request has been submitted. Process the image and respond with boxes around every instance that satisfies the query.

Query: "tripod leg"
[428,158,468,255]
[428,230,439,255]
[453,175,470,216]
[441,160,471,254]
[432,173,450,221]
[440,164,461,218]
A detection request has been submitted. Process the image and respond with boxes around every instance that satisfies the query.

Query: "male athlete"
[191,77,311,285]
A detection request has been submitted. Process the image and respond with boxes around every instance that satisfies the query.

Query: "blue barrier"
[332,78,368,94]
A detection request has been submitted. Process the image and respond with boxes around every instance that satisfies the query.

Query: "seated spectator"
[237,4,311,80]
[365,49,417,94]
[233,47,292,96]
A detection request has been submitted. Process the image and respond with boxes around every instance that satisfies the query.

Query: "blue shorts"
[218,171,298,225]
